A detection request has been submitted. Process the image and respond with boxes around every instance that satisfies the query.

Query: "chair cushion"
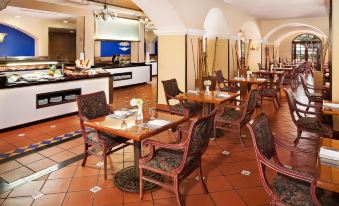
[218,109,242,121]
[272,173,339,206]
[172,102,202,115]
[87,131,127,146]
[143,148,197,173]
[220,87,239,93]
[259,88,276,96]
[296,117,331,135]
[272,173,314,206]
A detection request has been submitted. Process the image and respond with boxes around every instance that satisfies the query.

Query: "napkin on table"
[319,146,339,161]
[256,78,266,81]
[147,119,170,127]
[323,103,339,109]
[187,90,199,95]
[215,93,230,98]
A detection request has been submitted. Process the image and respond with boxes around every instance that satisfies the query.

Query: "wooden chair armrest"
[262,158,315,183]
[274,138,316,156]
[295,99,322,108]
[142,139,186,150]
[296,108,322,117]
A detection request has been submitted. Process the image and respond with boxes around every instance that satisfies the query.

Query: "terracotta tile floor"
[0,77,335,205]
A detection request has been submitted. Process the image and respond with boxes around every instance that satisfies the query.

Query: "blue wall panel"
[100,41,131,57]
[0,24,35,57]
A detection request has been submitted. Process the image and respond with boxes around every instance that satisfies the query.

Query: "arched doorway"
[291,33,322,70]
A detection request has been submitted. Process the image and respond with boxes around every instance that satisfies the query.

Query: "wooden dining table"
[322,100,339,116]
[316,137,339,193]
[84,111,188,192]
[253,70,284,82]
[174,90,239,116]
[229,77,268,96]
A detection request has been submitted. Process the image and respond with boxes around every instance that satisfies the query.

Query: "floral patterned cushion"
[143,148,197,173]
[172,102,202,114]
[272,173,314,206]
[77,91,109,120]
[296,117,327,133]
[259,88,276,96]
[219,109,242,121]
[87,131,127,146]
[162,79,182,97]
[220,86,240,93]
[272,173,339,206]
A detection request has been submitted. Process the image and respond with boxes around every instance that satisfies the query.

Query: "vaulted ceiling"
[222,0,329,19]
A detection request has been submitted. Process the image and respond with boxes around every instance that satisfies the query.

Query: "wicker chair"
[139,110,217,206]
[284,88,333,146]
[259,74,285,110]
[246,112,338,206]
[214,70,240,93]
[214,89,258,147]
[76,91,131,179]
[162,79,202,117]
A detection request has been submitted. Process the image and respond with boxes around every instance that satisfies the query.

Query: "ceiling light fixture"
[15,15,21,18]
[0,33,7,43]
[139,17,154,28]
[93,0,117,21]
[238,30,244,37]
[0,0,10,12]
[63,20,68,23]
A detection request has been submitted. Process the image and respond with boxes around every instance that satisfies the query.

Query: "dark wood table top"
[316,138,339,193]
[175,91,239,105]
[84,111,188,141]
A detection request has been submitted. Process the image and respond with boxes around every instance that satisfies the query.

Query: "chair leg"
[276,96,281,107]
[198,160,208,193]
[81,143,89,166]
[239,127,245,147]
[174,178,184,206]
[103,148,108,179]
[139,167,143,200]
[213,122,217,139]
[273,98,279,110]
[294,130,302,146]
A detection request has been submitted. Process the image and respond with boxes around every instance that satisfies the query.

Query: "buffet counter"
[0,75,113,130]
[95,63,152,88]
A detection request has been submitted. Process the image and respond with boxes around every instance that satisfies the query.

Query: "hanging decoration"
[93,0,117,21]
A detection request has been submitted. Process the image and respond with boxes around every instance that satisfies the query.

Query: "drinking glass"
[149,107,156,120]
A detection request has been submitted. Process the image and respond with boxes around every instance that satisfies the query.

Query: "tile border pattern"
[0,129,91,162]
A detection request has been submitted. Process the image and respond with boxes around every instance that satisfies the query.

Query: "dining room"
[0,0,339,206]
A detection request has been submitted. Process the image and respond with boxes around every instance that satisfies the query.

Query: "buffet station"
[0,57,113,130]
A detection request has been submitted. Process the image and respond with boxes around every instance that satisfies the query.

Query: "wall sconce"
[249,45,260,51]
[0,33,7,43]
[237,30,244,37]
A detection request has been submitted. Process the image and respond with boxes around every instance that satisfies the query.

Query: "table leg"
[202,102,211,116]
[113,141,162,192]
[133,141,141,177]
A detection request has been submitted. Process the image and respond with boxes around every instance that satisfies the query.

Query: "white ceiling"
[1,6,78,22]
[223,0,329,19]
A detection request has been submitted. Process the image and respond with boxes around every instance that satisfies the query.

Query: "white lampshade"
[0,33,7,43]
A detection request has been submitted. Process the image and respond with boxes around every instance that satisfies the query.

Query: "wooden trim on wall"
[185,34,188,92]
[329,0,333,100]
[228,39,230,80]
